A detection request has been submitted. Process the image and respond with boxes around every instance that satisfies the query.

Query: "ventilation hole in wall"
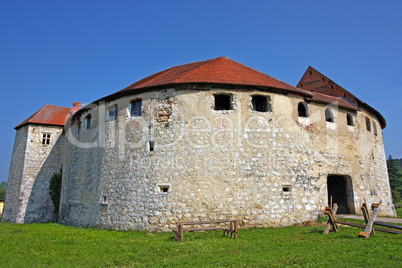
[282,185,292,192]
[322,78,325,81]
[344,93,346,97]
[331,85,333,89]
[158,185,169,193]
[149,141,155,151]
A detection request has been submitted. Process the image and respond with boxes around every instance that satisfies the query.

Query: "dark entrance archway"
[327,175,354,214]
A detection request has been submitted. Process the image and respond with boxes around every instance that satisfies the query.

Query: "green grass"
[0,222,401,267]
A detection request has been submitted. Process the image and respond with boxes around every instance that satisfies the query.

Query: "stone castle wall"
[2,124,64,223]
[2,125,29,222]
[59,88,395,231]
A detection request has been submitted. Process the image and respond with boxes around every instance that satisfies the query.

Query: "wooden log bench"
[173,220,238,242]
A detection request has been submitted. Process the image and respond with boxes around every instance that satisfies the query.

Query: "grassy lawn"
[0,222,401,267]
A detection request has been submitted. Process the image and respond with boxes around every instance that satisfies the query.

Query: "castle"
[2,57,396,231]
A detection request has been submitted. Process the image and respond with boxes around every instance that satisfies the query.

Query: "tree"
[387,156,402,203]
[0,182,6,199]
[48,168,62,218]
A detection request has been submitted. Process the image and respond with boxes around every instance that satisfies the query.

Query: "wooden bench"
[173,220,238,242]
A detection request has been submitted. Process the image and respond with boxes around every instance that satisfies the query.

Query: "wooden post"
[323,203,338,234]
[359,204,380,238]
[361,203,375,236]
[179,223,183,242]
[234,221,237,239]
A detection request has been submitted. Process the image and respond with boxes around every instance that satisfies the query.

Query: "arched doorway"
[327,175,354,214]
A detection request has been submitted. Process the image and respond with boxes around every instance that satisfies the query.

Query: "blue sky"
[1,0,401,183]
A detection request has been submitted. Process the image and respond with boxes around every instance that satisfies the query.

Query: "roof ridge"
[44,104,72,109]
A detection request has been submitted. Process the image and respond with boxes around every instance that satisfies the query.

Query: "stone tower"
[2,103,81,223]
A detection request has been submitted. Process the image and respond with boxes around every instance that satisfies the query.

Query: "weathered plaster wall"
[2,124,64,223]
[59,88,395,231]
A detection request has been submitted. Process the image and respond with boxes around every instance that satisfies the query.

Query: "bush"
[49,168,62,218]
[391,189,401,203]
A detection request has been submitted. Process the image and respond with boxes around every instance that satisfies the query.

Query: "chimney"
[72,102,82,114]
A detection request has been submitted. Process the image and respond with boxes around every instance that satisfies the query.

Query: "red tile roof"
[297,66,386,128]
[15,104,76,130]
[119,57,312,96]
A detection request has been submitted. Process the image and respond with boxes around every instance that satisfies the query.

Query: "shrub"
[49,168,62,219]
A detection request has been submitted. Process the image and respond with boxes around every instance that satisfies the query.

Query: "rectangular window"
[107,105,118,122]
[214,94,232,110]
[365,117,371,132]
[84,114,92,129]
[131,100,142,117]
[252,95,271,112]
[42,133,51,145]
[373,121,378,135]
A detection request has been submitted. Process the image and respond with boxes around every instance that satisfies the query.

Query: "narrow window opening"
[252,95,271,112]
[214,94,232,110]
[366,117,371,132]
[344,93,347,97]
[373,121,378,135]
[149,141,155,152]
[322,78,325,82]
[42,133,51,145]
[158,185,169,193]
[347,113,354,126]
[309,71,312,75]
[300,83,303,87]
[77,121,82,134]
[131,100,142,117]
[325,108,334,122]
[298,102,308,117]
[85,114,92,129]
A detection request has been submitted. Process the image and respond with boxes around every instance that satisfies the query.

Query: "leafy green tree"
[0,182,6,199]
[387,156,402,203]
[49,168,62,218]
[0,188,5,200]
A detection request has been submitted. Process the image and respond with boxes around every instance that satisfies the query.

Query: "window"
[42,133,51,145]
[131,100,142,117]
[252,95,271,112]
[214,94,232,110]
[346,113,354,126]
[325,108,334,122]
[106,105,118,122]
[366,117,371,132]
[84,114,92,129]
[373,121,378,135]
[298,102,308,117]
